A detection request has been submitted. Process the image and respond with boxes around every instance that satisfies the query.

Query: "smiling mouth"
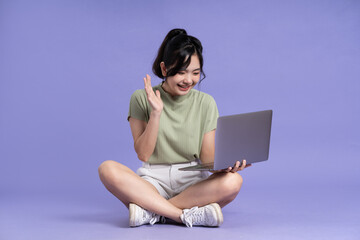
[177,84,191,91]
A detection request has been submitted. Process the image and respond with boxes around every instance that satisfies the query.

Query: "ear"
[160,62,167,77]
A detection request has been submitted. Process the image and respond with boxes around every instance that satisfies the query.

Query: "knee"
[98,160,115,176]
[219,173,243,196]
[98,160,120,184]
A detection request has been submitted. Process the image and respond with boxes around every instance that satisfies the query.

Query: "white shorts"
[136,161,209,199]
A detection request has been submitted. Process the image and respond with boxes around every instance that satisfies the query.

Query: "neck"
[161,80,174,96]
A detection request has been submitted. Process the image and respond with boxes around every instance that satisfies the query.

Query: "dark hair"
[152,28,205,82]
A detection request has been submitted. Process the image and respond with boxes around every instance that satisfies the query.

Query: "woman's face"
[161,54,201,96]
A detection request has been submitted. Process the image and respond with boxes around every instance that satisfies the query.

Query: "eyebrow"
[179,68,201,72]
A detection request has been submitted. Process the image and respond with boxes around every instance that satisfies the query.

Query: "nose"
[183,73,192,84]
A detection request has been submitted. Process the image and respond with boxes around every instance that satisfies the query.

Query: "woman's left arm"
[199,130,216,165]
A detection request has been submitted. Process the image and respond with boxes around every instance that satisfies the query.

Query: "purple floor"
[2,184,359,240]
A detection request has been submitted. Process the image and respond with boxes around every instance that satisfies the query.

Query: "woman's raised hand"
[144,74,163,114]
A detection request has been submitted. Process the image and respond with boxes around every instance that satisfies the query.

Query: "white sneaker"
[180,203,224,227]
[129,203,161,227]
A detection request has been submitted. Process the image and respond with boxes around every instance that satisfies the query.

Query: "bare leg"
[169,172,243,209]
[98,160,182,222]
[99,161,243,223]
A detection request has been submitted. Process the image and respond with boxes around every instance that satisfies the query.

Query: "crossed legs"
[98,160,243,223]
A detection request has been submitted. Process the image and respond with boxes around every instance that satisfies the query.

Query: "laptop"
[179,110,273,171]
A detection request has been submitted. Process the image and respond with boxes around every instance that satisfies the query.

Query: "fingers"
[144,74,154,97]
[230,160,250,173]
[146,74,152,87]
[212,160,251,174]
[142,74,164,113]
[143,75,160,101]
[143,74,151,89]
[230,161,241,173]
[239,160,246,171]
[143,74,151,87]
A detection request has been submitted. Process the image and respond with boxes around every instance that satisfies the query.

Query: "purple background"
[1,0,359,239]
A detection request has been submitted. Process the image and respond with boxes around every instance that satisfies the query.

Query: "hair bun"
[166,28,187,40]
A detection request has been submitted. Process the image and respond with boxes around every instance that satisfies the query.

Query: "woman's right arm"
[129,74,163,162]
[129,112,160,162]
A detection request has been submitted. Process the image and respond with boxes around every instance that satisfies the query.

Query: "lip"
[178,85,191,91]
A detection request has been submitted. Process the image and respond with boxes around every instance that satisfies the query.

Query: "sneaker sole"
[209,203,224,226]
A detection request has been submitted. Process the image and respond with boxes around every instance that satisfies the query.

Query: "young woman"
[98,28,250,228]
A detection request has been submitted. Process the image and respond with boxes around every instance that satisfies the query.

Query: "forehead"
[183,55,200,70]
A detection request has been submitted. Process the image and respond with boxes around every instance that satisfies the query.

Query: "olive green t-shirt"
[128,84,219,164]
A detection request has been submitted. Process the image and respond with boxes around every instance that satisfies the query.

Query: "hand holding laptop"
[210,160,252,173]
[179,110,272,172]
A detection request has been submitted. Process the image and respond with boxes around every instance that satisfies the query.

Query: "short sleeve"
[127,89,150,122]
[203,95,219,133]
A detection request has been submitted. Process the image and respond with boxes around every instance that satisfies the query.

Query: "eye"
[178,71,185,75]
[193,72,200,75]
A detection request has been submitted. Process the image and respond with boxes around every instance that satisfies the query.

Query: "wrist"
[150,110,162,119]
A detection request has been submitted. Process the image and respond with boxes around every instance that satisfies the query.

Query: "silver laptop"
[179,110,273,171]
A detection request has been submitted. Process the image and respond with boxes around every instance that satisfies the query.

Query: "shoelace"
[148,213,166,225]
[182,206,203,227]
[149,213,160,225]
[140,209,157,225]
